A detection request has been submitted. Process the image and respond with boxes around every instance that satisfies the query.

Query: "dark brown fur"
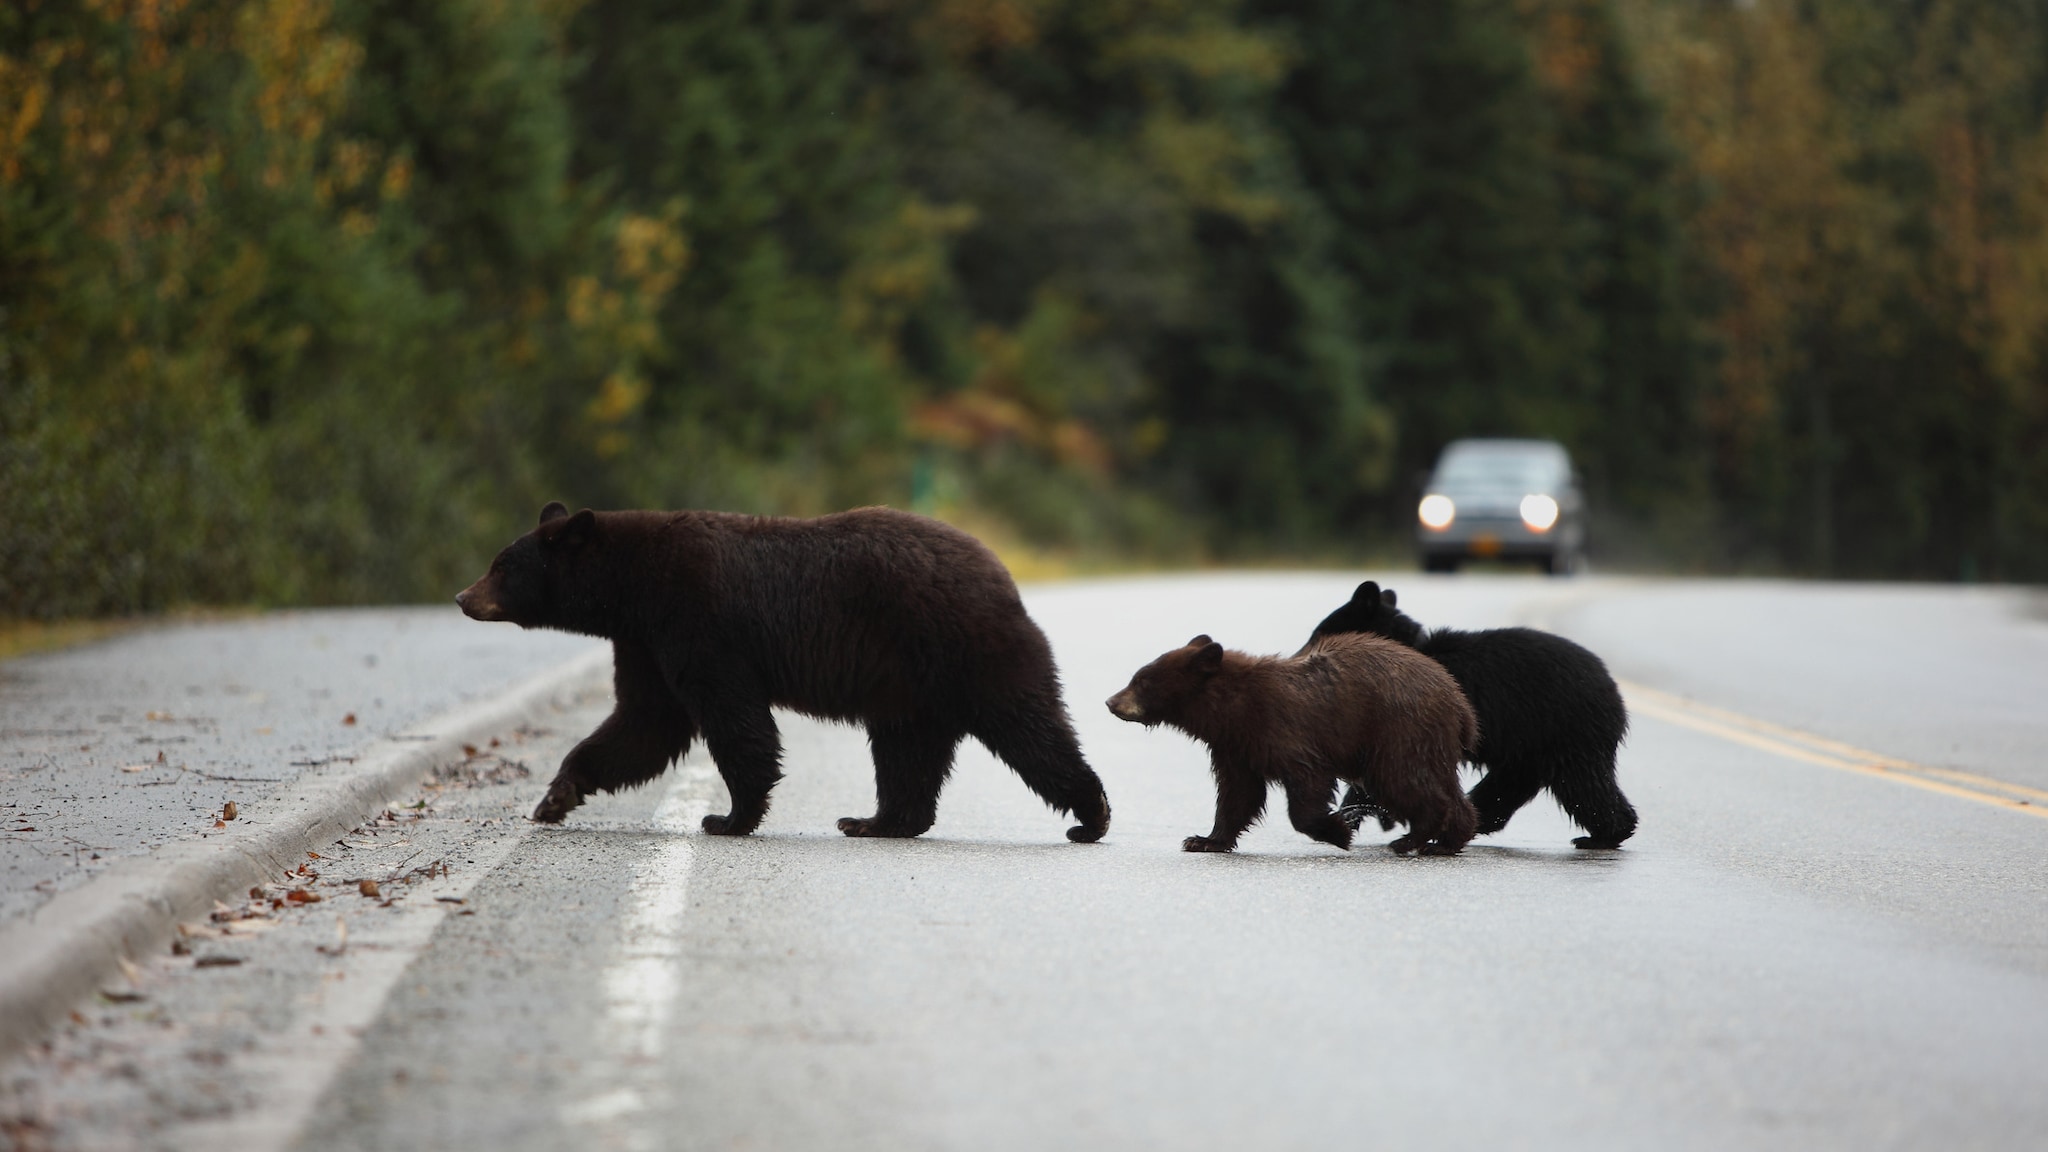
[458,503,1110,842]
[1106,633,1478,855]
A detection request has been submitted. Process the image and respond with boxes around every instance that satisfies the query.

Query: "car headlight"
[1520,494,1560,532]
[1418,494,1456,530]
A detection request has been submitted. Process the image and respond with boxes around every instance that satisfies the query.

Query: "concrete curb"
[0,645,612,1062]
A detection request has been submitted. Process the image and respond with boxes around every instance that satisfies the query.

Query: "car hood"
[1429,482,1555,517]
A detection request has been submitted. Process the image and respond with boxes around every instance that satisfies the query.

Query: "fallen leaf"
[11,826,35,833]
[358,879,381,898]
[462,743,478,757]
[170,939,191,956]
[157,750,166,764]
[212,902,268,924]
[222,801,238,821]
[286,888,323,904]
[117,957,142,985]
[308,851,322,859]
[146,711,173,721]
[194,955,243,968]
[99,988,146,1003]
[434,896,465,905]
[256,726,274,735]
[342,713,357,727]
[121,764,151,774]
[213,820,225,829]
[317,917,349,956]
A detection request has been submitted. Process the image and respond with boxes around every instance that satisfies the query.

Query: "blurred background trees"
[4,0,2046,617]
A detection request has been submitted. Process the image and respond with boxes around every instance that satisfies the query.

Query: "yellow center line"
[1617,678,2048,821]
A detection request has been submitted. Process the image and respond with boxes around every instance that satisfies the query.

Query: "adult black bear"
[1107,633,1478,855]
[457,503,1111,843]
[1310,581,1635,849]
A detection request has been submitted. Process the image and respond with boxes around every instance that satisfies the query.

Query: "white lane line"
[561,768,712,1141]
[165,819,541,1152]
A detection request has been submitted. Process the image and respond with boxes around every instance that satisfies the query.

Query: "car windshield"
[1431,443,1567,491]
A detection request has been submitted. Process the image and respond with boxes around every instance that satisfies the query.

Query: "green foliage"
[1257,0,1704,558]
[4,0,2046,619]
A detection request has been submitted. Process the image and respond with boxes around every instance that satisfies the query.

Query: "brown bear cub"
[457,503,1110,843]
[1106,634,1478,855]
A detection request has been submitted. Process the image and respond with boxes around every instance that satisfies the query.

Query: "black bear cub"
[1107,633,1478,855]
[457,503,1111,843]
[1310,581,1635,849]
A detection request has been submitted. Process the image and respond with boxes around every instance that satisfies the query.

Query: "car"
[1414,438,1586,575]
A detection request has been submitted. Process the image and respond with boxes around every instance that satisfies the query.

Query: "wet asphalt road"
[0,609,600,923]
[7,574,2048,1150]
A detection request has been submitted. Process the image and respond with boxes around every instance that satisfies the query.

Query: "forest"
[5,0,2047,618]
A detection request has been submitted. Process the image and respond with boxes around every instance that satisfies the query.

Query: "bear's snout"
[456,577,507,622]
[1106,690,1145,723]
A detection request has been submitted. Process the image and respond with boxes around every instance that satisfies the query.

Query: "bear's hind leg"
[1466,763,1546,836]
[839,723,962,838]
[1411,794,1479,856]
[1383,770,1479,856]
[699,700,784,837]
[1550,749,1637,849]
[971,701,1111,843]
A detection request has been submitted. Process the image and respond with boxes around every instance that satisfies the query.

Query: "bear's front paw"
[1182,835,1233,853]
[531,777,586,824]
[1387,833,1422,855]
[1572,836,1624,850]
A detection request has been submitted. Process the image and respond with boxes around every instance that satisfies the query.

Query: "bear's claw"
[1337,799,1398,833]
[531,778,585,824]
[835,815,930,838]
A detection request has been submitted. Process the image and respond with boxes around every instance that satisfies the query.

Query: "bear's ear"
[1187,633,1213,649]
[538,501,569,526]
[1191,640,1225,674]
[559,508,597,547]
[1352,581,1380,606]
[1380,587,1397,608]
